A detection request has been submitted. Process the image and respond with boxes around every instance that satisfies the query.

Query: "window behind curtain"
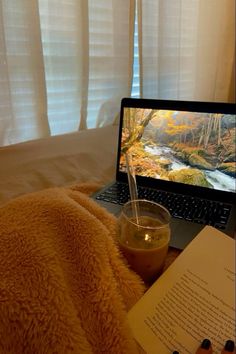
[39,0,83,135]
[131,3,140,98]
[39,0,133,132]
[0,0,133,146]
[139,0,199,100]
[0,1,234,147]
[139,0,235,102]
[0,1,49,145]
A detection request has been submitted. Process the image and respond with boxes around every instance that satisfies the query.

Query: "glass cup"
[118,199,171,285]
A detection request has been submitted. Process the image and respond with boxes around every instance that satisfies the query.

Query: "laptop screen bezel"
[116,97,236,204]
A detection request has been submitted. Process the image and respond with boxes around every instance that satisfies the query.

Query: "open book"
[128,226,235,354]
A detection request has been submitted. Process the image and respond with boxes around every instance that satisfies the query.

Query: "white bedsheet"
[0,125,118,205]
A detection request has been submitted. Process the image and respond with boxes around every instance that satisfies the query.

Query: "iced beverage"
[118,200,171,284]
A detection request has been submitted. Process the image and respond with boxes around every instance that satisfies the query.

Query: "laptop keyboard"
[95,182,232,230]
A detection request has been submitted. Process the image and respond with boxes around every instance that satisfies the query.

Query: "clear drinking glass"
[118,199,171,285]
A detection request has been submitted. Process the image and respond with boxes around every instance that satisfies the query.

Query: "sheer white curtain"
[138,0,235,102]
[0,1,235,147]
[0,0,134,146]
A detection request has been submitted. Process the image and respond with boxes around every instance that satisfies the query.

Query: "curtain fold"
[0,0,50,146]
[194,0,235,102]
[138,0,235,102]
[78,0,89,131]
[38,0,86,136]
[90,0,135,128]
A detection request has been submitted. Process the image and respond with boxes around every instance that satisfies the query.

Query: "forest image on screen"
[120,108,236,192]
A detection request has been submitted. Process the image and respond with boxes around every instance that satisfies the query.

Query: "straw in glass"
[125,152,140,224]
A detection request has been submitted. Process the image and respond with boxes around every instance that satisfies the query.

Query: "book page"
[128,226,235,354]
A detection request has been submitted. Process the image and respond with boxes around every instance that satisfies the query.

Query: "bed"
[0,125,118,205]
[0,124,178,353]
[0,124,149,353]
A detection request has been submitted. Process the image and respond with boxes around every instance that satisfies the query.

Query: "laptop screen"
[119,102,236,193]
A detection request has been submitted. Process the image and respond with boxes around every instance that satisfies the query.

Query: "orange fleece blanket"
[0,184,145,354]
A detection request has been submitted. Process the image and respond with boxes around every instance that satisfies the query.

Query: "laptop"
[93,98,236,250]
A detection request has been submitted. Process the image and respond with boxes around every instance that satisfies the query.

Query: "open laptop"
[93,98,236,250]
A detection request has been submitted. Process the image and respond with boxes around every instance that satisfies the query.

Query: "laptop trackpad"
[170,218,204,250]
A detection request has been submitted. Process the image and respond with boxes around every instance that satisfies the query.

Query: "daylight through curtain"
[138,0,235,102]
[0,0,134,146]
[0,0,234,147]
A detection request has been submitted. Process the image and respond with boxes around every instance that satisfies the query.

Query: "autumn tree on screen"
[198,113,223,148]
[150,110,200,144]
[121,108,154,153]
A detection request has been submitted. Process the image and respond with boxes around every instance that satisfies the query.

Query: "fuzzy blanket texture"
[0,183,146,354]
